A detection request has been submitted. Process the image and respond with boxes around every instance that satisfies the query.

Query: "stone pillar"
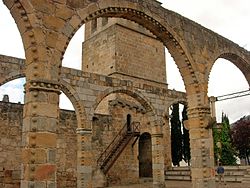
[21,80,60,188]
[186,107,216,188]
[162,117,171,170]
[152,133,165,188]
[76,128,93,188]
[209,96,216,118]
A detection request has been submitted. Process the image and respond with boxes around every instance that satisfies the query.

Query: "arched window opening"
[208,58,250,123]
[139,132,152,178]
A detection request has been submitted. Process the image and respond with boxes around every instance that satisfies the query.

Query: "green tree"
[212,124,220,164]
[171,103,182,166]
[213,113,237,165]
[182,105,191,166]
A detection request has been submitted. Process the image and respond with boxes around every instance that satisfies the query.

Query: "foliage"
[213,113,237,165]
[171,103,182,166]
[231,116,250,165]
[182,105,190,166]
[212,125,220,163]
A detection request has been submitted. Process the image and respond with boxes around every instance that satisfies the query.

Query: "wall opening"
[127,114,132,132]
[165,47,185,92]
[62,25,85,70]
[139,132,152,178]
[0,1,25,58]
[208,58,250,123]
[169,103,190,166]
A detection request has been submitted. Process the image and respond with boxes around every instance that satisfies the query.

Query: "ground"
[108,180,249,188]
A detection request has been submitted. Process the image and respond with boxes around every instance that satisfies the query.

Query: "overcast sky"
[0,0,249,123]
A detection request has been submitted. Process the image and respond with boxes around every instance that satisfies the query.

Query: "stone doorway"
[139,132,152,178]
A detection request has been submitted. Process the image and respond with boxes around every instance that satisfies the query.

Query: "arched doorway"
[139,132,152,178]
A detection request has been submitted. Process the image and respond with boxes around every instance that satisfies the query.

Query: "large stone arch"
[61,2,199,93]
[4,0,199,95]
[207,52,250,87]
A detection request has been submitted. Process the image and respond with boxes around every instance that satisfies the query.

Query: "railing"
[97,121,140,171]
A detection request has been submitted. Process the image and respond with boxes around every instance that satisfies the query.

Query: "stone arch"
[207,52,250,87]
[3,1,38,63]
[93,87,155,116]
[57,1,200,94]
[60,80,88,129]
[5,0,203,103]
[163,99,187,119]
[0,73,25,87]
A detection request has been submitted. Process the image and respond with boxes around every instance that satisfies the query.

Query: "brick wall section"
[0,102,77,188]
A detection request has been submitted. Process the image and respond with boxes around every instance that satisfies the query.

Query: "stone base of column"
[153,181,165,188]
[192,179,215,188]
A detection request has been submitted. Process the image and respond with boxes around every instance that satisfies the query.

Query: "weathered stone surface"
[1,0,250,187]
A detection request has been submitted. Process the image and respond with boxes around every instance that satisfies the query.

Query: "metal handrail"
[97,121,140,169]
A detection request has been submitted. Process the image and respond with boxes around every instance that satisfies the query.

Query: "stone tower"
[82,17,166,86]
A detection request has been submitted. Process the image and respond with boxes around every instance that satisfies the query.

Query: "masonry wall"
[92,94,158,186]
[82,20,166,84]
[0,102,22,188]
[0,102,78,188]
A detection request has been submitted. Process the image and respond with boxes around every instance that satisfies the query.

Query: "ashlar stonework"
[0,0,250,188]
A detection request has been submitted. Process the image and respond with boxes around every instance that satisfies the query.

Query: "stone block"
[34,164,56,181]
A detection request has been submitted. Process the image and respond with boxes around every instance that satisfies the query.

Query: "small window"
[102,17,108,26]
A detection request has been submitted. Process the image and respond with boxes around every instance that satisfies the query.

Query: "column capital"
[25,80,61,94]
[185,107,215,129]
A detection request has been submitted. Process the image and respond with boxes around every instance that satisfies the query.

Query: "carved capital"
[187,107,215,129]
[25,80,61,94]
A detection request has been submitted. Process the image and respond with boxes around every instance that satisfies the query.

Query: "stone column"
[162,117,171,170]
[76,128,93,188]
[152,131,165,188]
[21,80,60,188]
[209,96,216,118]
[185,107,216,188]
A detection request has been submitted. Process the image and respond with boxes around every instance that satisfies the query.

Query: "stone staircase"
[243,167,250,184]
[165,166,249,183]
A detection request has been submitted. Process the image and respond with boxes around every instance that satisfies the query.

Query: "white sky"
[0,0,249,123]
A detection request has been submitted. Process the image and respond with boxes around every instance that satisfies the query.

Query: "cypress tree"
[220,114,237,165]
[182,105,191,166]
[171,103,182,166]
